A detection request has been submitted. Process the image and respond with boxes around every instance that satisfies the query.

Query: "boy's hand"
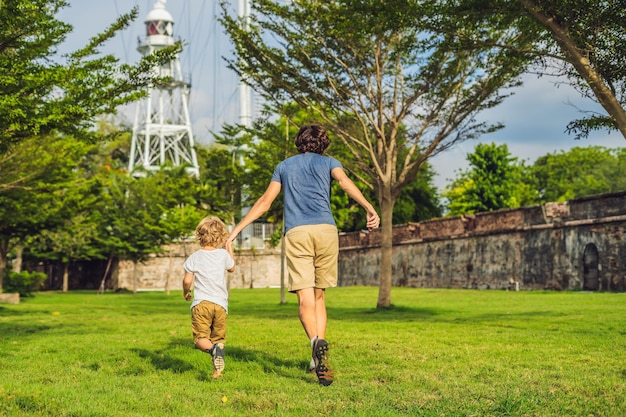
[184,291,192,301]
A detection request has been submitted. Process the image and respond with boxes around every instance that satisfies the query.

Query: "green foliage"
[0,0,180,153]
[3,270,45,297]
[387,164,443,224]
[195,126,250,226]
[336,164,443,231]
[91,164,204,263]
[459,0,626,139]
[444,144,626,213]
[0,134,94,290]
[443,142,534,215]
[3,128,209,289]
[528,146,626,202]
[0,0,180,292]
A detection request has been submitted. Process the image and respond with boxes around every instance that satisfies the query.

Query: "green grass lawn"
[0,287,624,416]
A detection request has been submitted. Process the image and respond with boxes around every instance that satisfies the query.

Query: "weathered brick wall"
[116,191,626,292]
[338,191,626,291]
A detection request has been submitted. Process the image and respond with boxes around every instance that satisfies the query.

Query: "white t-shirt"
[183,248,234,313]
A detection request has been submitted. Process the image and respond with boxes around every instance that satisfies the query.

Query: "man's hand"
[366,210,380,230]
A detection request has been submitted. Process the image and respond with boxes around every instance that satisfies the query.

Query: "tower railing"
[234,222,278,250]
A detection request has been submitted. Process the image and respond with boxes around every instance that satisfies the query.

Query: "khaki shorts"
[285,224,339,292]
[191,301,226,345]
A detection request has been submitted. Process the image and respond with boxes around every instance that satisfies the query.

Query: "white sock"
[310,358,315,369]
[310,336,318,348]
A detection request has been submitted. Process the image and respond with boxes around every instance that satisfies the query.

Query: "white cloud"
[430,74,624,190]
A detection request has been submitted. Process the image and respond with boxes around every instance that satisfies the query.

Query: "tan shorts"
[191,301,226,345]
[285,224,339,292]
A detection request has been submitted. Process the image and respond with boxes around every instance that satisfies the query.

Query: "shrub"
[4,271,46,297]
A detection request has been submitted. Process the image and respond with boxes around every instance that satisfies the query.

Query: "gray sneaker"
[211,343,225,372]
[313,339,334,386]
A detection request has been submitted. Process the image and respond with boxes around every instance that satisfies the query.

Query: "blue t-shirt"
[271,153,342,233]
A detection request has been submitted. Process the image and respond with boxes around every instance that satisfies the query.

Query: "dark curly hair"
[294,124,330,154]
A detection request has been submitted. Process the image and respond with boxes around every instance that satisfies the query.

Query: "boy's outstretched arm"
[331,167,380,231]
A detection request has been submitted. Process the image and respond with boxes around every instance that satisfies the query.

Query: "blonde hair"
[195,217,228,248]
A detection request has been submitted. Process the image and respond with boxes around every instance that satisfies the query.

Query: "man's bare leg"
[314,287,327,339]
[297,287,318,339]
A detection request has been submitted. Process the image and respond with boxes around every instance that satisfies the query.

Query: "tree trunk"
[62,263,69,292]
[520,0,626,139]
[165,248,173,295]
[98,255,113,295]
[376,187,395,308]
[280,225,286,305]
[13,245,23,273]
[0,237,8,293]
[133,261,138,294]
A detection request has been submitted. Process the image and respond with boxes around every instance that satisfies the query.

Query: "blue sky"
[57,0,624,190]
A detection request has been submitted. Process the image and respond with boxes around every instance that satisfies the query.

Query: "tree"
[0,134,92,292]
[91,164,204,293]
[520,0,626,139]
[390,165,443,225]
[30,214,100,292]
[197,125,253,227]
[0,0,179,155]
[220,0,535,307]
[459,0,626,139]
[443,142,534,215]
[528,146,625,202]
[0,0,179,293]
[15,129,206,292]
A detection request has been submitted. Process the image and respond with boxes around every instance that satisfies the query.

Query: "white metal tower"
[128,0,199,176]
[238,0,252,129]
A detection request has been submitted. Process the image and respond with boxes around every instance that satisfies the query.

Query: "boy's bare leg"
[194,337,214,353]
[195,338,224,378]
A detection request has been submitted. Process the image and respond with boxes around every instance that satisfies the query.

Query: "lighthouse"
[128,0,199,176]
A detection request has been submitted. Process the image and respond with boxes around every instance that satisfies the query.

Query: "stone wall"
[115,241,284,291]
[115,191,626,292]
[338,191,626,291]
[0,293,20,304]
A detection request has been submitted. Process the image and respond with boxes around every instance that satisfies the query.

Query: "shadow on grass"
[226,344,303,370]
[331,304,444,321]
[0,306,32,317]
[231,303,572,333]
[232,303,445,323]
[0,323,55,338]
[132,347,195,374]
[443,310,568,324]
[155,337,310,383]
